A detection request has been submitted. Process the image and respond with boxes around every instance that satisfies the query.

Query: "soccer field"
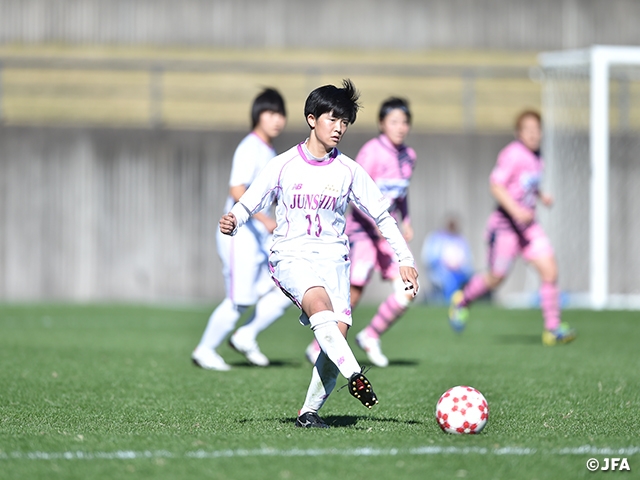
[1,303,638,479]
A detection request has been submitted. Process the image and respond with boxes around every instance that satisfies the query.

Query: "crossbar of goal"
[539,45,640,309]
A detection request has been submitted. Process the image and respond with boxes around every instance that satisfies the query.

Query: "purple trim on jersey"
[247,187,280,216]
[342,157,384,230]
[296,143,338,166]
[338,156,356,211]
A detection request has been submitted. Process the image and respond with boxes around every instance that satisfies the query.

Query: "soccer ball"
[435,385,489,434]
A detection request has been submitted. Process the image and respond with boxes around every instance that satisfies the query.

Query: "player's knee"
[227,299,250,316]
[541,270,558,284]
[536,256,558,283]
[486,273,505,289]
[301,288,333,318]
[234,304,251,315]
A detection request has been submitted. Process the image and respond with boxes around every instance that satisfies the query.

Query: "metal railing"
[0,54,540,132]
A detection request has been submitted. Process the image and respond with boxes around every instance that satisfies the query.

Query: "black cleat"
[348,372,379,409]
[295,411,329,428]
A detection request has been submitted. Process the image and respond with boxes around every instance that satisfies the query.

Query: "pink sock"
[540,282,561,331]
[365,293,407,339]
[460,274,490,307]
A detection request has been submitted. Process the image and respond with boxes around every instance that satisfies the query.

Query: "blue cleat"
[542,323,577,346]
[448,290,469,333]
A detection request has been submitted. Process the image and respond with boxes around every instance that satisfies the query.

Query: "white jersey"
[224,132,277,219]
[216,131,279,305]
[230,143,415,266]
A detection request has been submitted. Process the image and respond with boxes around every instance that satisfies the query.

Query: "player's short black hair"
[304,79,361,126]
[379,97,412,124]
[251,88,286,128]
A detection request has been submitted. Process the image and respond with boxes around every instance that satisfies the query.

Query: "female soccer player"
[219,80,419,428]
[304,97,417,368]
[448,110,576,346]
[192,88,292,371]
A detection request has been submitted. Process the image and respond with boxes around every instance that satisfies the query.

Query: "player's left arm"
[350,164,419,295]
[375,212,419,295]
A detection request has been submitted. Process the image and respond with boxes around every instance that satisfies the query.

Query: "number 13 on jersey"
[305,214,322,237]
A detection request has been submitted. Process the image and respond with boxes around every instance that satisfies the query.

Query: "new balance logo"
[293,183,303,190]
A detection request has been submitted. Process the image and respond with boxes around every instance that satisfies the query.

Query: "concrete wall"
[1,125,544,304]
[0,0,639,50]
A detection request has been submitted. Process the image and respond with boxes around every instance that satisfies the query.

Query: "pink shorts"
[486,222,554,277]
[349,236,399,287]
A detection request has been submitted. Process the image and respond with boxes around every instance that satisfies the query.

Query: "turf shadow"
[494,334,541,345]
[276,415,423,428]
[358,358,419,368]
[229,359,302,368]
[384,359,419,367]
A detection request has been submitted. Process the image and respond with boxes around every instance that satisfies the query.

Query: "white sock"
[197,298,246,350]
[310,312,361,379]
[234,288,290,342]
[299,351,340,415]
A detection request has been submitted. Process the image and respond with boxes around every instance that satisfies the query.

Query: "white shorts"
[269,253,353,327]
[217,220,274,306]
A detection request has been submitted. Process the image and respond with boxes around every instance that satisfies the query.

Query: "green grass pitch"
[1,303,638,479]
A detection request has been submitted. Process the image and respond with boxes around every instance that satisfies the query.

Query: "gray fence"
[1,125,539,304]
[1,0,639,50]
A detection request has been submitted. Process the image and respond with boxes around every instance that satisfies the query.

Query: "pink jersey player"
[448,110,577,346]
[305,97,417,368]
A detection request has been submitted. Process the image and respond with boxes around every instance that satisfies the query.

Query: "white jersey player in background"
[219,80,419,428]
[192,88,291,371]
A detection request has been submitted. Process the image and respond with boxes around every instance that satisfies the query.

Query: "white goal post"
[538,45,640,310]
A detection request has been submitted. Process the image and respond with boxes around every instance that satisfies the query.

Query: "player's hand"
[399,266,420,297]
[539,193,554,207]
[512,207,534,225]
[219,212,238,235]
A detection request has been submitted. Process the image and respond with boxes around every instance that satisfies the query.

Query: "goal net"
[538,46,640,309]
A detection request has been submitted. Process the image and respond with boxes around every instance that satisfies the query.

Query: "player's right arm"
[490,182,533,224]
[223,160,280,235]
[229,184,276,233]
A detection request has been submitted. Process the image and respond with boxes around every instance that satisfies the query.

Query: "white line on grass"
[1,445,639,461]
